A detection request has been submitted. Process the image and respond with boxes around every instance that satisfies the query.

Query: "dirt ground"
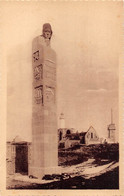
[7,166,119,189]
[7,144,119,189]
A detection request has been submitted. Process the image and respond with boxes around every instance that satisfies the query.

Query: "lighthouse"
[59,113,65,129]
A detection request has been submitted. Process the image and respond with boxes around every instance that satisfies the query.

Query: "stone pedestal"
[29,36,58,179]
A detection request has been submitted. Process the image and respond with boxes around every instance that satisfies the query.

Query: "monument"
[29,23,58,178]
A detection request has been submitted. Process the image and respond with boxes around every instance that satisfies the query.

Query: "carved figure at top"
[39,23,53,47]
[42,23,52,40]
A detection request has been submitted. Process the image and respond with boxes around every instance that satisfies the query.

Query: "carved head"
[42,23,52,39]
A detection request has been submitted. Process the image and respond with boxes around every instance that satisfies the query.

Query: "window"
[91,132,93,139]
[66,130,71,134]
[59,131,62,141]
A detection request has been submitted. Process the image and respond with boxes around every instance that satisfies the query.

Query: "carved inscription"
[34,64,43,80]
[33,50,39,62]
[34,86,43,104]
[45,59,55,68]
[45,86,55,103]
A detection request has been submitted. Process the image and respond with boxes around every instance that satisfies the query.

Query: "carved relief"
[34,86,43,104]
[42,23,52,40]
[33,50,39,62]
[34,64,43,80]
[38,23,53,47]
[46,71,55,81]
[45,60,56,68]
[44,61,56,81]
[45,86,55,103]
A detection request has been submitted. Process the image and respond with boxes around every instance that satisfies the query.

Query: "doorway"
[15,144,28,175]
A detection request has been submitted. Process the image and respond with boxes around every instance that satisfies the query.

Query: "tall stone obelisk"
[29,24,58,178]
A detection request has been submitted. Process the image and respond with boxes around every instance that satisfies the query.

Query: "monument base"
[29,166,61,179]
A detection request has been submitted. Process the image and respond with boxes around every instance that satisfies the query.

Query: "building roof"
[66,133,80,140]
[79,126,98,138]
[108,124,116,130]
[87,126,95,132]
[79,132,87,136]
[58,128,75,133]
[58,128,67,132]
[11,135,29,144]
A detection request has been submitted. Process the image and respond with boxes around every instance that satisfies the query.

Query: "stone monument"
[29,23,58,178]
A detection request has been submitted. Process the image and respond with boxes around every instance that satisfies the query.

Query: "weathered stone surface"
[29,34,58,179]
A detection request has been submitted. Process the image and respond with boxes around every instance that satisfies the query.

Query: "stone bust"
[39,23,53,47]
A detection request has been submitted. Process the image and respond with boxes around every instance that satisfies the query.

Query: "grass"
[58,143,119,166]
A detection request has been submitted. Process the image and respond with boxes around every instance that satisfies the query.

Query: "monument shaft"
[29,36,58,178]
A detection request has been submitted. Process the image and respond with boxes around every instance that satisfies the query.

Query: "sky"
[1,1,122,142]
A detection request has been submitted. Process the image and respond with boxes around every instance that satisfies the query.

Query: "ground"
[7,143,119,189]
